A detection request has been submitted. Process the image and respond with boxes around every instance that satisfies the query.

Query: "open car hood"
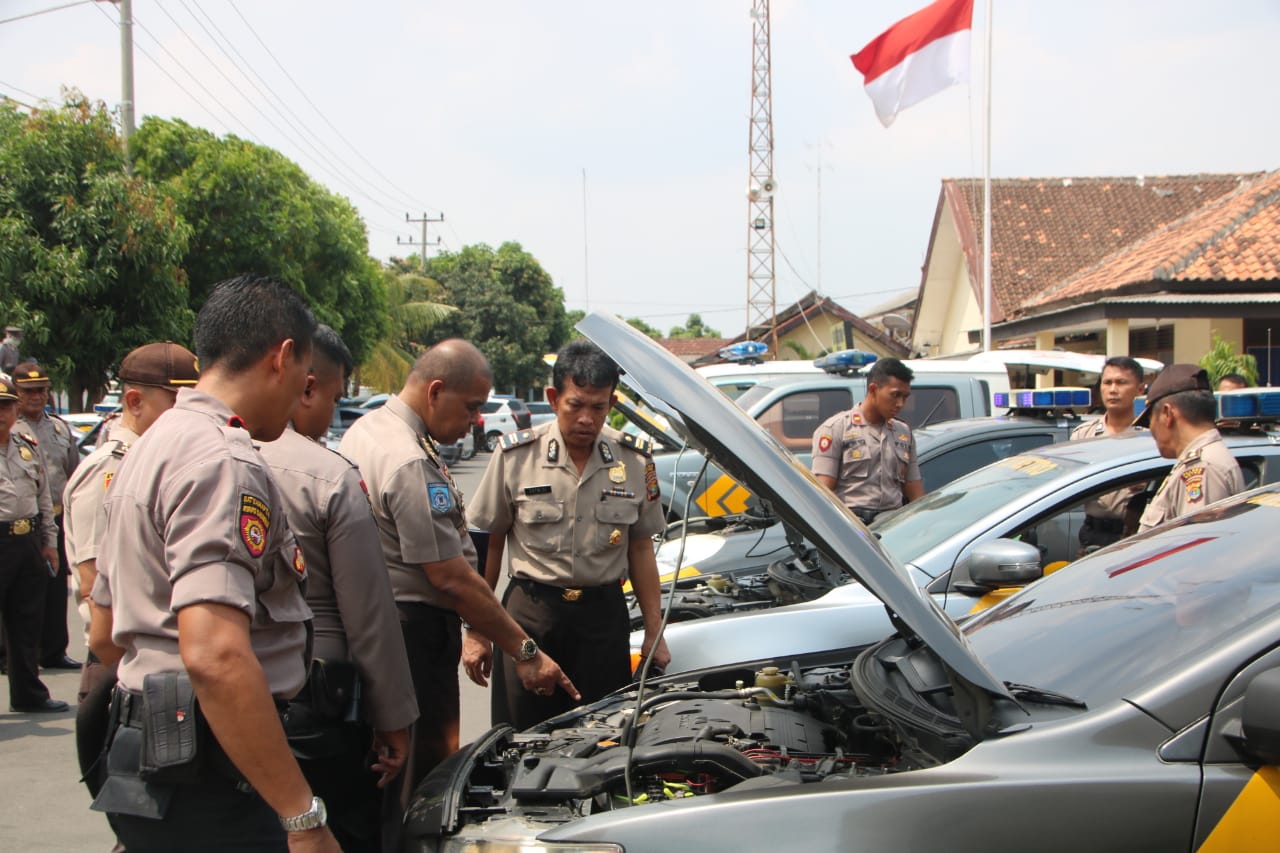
[580,312,1015,723]
[612,389,683,452]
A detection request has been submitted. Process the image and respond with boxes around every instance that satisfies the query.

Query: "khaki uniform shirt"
[1138,429,1245,532]
[1069,417,1146,519]
[92,389,312,698]
[17,411,78,514]
[468,423,665,587]
[0,432,57,548]
[63,424,140,569]
[259,427,418,732]
[338,395,475,608]
[811,409,921,512]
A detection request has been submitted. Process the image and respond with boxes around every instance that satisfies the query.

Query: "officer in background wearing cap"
[0,376,66,712]
[1136,364,1245,532]
[0,326,23,378]
[13,361,81,671]
[1070,356,1148,551]
[89,275,340,852]
[466,339,667,731]
[810,357,924,525]
[259,325,416,853]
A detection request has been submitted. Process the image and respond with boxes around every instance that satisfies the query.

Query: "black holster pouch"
[138,671,207,784]
[283,659,364,761]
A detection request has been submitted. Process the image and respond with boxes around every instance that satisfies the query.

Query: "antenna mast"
[746,0,777,356]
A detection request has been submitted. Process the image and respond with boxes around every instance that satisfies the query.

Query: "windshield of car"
[734,382,779,412]
[872,453,1087,565]
[961,497,1280,707]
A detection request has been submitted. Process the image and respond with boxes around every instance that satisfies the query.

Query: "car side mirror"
[964,539,1043,591]
[1240,668,1280,765]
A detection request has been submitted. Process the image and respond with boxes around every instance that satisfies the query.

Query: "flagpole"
[981,0,993,352]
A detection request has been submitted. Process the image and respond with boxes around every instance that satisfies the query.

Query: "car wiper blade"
[1003,682,1087,709]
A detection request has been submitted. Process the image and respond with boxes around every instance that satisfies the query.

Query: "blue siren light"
[1003,387,1093,412]
[814,349,878,374]
[719,341,769,363]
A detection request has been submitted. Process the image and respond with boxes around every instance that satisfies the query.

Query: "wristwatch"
[515,637,539,662]
[280,796,327,832]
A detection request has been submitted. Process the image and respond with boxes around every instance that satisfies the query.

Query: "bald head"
[407,339,492,391]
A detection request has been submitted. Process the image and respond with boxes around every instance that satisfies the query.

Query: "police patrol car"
[405,314,1280,853]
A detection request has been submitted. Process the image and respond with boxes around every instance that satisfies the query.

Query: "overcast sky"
[3,1,1277,337]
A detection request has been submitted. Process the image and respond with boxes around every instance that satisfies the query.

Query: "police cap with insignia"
[0,376,17,401]
[1133,364,1211,427]
[118,341,200,389]
[12,361,50,389]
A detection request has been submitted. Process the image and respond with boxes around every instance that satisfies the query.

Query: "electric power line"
[0,0,93,26]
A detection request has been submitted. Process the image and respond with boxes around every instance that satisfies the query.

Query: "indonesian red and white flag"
[851,0,974,127]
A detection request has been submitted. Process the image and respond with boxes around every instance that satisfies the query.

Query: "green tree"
[426,242,569,390]
[625,317,662,339]
[359,263,456,392]
[0,96,192,409]
[130,117,388,364]
[668,313,721,339]
[1200,333,1259,386]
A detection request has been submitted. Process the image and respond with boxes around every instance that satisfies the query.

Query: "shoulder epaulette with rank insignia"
[110,440,131,460]
[618,432,653,457]
[500,429,537,452]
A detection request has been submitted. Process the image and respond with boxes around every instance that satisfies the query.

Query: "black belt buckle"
[7,517,32,536]
[561,588,583,602]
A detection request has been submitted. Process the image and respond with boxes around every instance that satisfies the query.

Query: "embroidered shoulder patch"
[817,434,833,453]
[644,460,659,502]
[239,493,271,557]
[428,482,453,513]
[292,545,306,578]
[1182,466,1206,504]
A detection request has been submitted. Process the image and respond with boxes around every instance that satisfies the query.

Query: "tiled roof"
[657,337,731,360]
[944,173,1261,322]
[735,291,908,356]
[1028,170,1280,311]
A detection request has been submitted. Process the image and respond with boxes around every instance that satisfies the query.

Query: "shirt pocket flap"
[516,499,565,525]
[596,499,641,526]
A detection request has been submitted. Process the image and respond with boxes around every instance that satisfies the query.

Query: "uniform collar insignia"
[598,440,614,464]
[547,437,559,463]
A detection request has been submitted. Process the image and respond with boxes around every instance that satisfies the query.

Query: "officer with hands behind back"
[0,376,64,713]
[339,339,576,793]
[89,275,340,852]
[259,325,417,853]
[810,357,923,524]
[466,339,670,731]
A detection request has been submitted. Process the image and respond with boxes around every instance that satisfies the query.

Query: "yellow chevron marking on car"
[1197,766,1280,851]
[622,565,701,594]
[994,455,1059,476]
[695,474,752,517]
[1246,493,1280,508]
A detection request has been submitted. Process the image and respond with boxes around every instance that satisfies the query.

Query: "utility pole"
[746,0,777,356]
[99,0,135,164]
[398,212,444,273]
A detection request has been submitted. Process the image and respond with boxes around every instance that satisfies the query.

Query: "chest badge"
[19,446,32,461]
[608,462,626,483]
[609,528,622,546]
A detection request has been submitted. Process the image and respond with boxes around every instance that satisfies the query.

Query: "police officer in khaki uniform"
[467,340,670,731]
[14,361,81,670]
[811,357,923,524]
[340,339,575,794]
[64,341,199,704]
[0,376,65,712]
[1135,364,1244,532]
[259,325,417,853]
[1070,356,1148,550]
[89,275,340,853]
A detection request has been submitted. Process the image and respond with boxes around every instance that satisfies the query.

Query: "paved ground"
[0,452,498,850]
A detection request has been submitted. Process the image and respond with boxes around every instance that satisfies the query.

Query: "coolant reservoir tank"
[705,574,730,592]
[755,666,789,692]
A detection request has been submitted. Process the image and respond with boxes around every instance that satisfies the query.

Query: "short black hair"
[1102,356,1144,384]
[194,274,316,372]
[312,324,354,380]
[866,357,913,387]
[1160,390,1218,425]
[553,339,619,393]
[1220,372,1250,387]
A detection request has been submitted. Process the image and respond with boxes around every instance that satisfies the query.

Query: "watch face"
[519,638,538,660]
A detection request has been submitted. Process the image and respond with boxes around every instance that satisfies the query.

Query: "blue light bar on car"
[813,349,878,374]
[998,387,1092,411]
[1216,389,1280,421]
[718,341,769,363]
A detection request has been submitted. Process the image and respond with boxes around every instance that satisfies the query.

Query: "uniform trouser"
[492,579,630,732]
[287,708,383,853]
[397,602,461,795]
[102,722,285,853]
[0,533,52,708]
[38,513,70,664]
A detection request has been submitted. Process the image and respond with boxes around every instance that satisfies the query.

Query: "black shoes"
[10,698,70,713]
[40,655,81,670]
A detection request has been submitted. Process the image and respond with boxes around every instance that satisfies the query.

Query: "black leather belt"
[848,507,893,525]
[113,688,146,729]
[0,517,37,537]
[1083,515,1125,535]
[512,576,619,603]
